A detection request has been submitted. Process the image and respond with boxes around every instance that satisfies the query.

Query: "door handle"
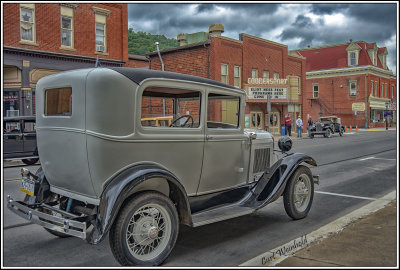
[206,135,213,140]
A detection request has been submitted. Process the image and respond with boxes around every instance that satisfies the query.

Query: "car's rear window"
[45,87,72,116]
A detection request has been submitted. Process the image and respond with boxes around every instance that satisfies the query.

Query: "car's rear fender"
[86,164,191,244]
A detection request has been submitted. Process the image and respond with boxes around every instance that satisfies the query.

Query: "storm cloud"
[128,3,397,74]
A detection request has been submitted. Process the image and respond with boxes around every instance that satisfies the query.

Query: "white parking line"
[360,156,396,161]
[239,190,396,267]
[315,191,384,201]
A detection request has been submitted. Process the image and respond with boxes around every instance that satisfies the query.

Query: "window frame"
[263,70,269,79]
[207,93,241,130]
[61,15,74,48]
[221,63,229,85]
[312,84,319,98]
[371,80,374,96]
[251,69,258,79]
[233,65,241,88]
[44,87,72,117]
[273,72,279,79]
[384,83,388,98]
[139,86,203,130]
[350,52,357,66]
[375,81,378,97]
[95,22,107,52]
[20,5,36,43]
[349,81,357,96]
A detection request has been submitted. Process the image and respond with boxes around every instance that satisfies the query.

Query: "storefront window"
[4,91,20,117]
[370,110,384,123]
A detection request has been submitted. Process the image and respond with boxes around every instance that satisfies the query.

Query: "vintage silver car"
[7,67,318,266]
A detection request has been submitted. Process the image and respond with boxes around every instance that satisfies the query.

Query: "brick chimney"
[209,24,224,37]
[177,33,188,46]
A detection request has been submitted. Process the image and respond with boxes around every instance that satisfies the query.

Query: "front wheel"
[109,192,179,266]
[339,128,344,136]
[283,166,314,220]
[324,129,331,138]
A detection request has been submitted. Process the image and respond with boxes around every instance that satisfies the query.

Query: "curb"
[239,190,396,267]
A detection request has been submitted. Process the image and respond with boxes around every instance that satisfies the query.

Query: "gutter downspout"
[155,42,164,71]
[204,42,210,79]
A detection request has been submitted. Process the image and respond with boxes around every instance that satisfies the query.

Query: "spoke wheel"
[109,192,179,266]
[284,165,314,220]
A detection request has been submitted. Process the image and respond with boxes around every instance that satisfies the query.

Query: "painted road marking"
[315,191,387,201]
[360,156,396,161]
[239,190,396,266]
[4,178,21,182]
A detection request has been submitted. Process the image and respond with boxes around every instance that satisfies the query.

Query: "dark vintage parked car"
[309,116,344,138]
[3,116,39,165]
[7,68,319,266]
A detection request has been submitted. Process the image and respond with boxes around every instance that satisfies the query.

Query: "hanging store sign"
[248,87,287,100]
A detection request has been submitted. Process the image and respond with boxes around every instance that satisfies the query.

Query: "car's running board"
[192,205,255,227]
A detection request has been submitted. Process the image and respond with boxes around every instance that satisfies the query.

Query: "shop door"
[250,111,264,129]
[267,112,280,134]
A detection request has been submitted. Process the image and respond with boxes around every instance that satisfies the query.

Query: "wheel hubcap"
[125,204,171,260]
[293,174,311,212]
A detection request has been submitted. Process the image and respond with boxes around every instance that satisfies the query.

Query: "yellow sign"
[352,102,365,111]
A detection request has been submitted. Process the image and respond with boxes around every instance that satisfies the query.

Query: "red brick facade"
[296,41,396,128]
[147,33,306,134]
[3,3,128,63]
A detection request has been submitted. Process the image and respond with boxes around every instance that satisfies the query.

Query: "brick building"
[3,3,128,117]
[293,41,397,128]
[127,54,149,68]
[146,24,306,135]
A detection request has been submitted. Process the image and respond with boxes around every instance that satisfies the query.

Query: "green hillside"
[128,28,179,55]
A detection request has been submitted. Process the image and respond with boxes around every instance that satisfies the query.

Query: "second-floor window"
[251,69,258,78]
[313,84,319,98]
[234,66,241,88]
[392,85,394,98]
[350,81,357,96]
[61,16,73,47]
[221,63,228,84]
[20,5,35,42]
[385,83,388,98]
[371,80,374,96]
[96,23,106,52]
[375,81,378,96]
[274,72,279,79]
[381,83,384,97]
[263,70,269,79]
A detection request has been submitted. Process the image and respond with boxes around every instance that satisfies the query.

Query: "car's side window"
[141,86,201,128]
[207,93,240,129]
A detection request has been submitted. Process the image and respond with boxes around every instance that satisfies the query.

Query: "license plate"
[21,177,35,196]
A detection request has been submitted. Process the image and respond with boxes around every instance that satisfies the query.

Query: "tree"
[128,28,179,55]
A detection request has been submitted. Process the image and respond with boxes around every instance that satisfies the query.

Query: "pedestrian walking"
[308,116,313,138]
[296,116,303,138]
[285,114,292,136]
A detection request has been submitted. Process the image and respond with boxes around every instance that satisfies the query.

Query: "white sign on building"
[248,87,287,100]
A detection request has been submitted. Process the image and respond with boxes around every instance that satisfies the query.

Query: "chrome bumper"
[7,195,87,239]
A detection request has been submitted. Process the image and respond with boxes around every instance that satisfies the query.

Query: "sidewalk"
[273,126,397,141]
[276,200,397,267]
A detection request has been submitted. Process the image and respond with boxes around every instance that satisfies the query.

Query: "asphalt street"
[2,129,397,267]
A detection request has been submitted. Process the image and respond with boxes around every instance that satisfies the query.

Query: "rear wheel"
[339,127,344,136]
[284,166,314,220]
[109,192,179,266]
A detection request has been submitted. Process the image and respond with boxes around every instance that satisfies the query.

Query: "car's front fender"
[247,153,317,209]
[86,164,191,244]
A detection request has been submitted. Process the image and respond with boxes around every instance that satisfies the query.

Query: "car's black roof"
[109,67,241,91]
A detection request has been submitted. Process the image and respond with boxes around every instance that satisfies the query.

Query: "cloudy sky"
[128,2,398,74]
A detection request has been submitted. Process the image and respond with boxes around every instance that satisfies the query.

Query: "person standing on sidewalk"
[308,116,313,138]
[285,114,292,136]
[296,116,303,138]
